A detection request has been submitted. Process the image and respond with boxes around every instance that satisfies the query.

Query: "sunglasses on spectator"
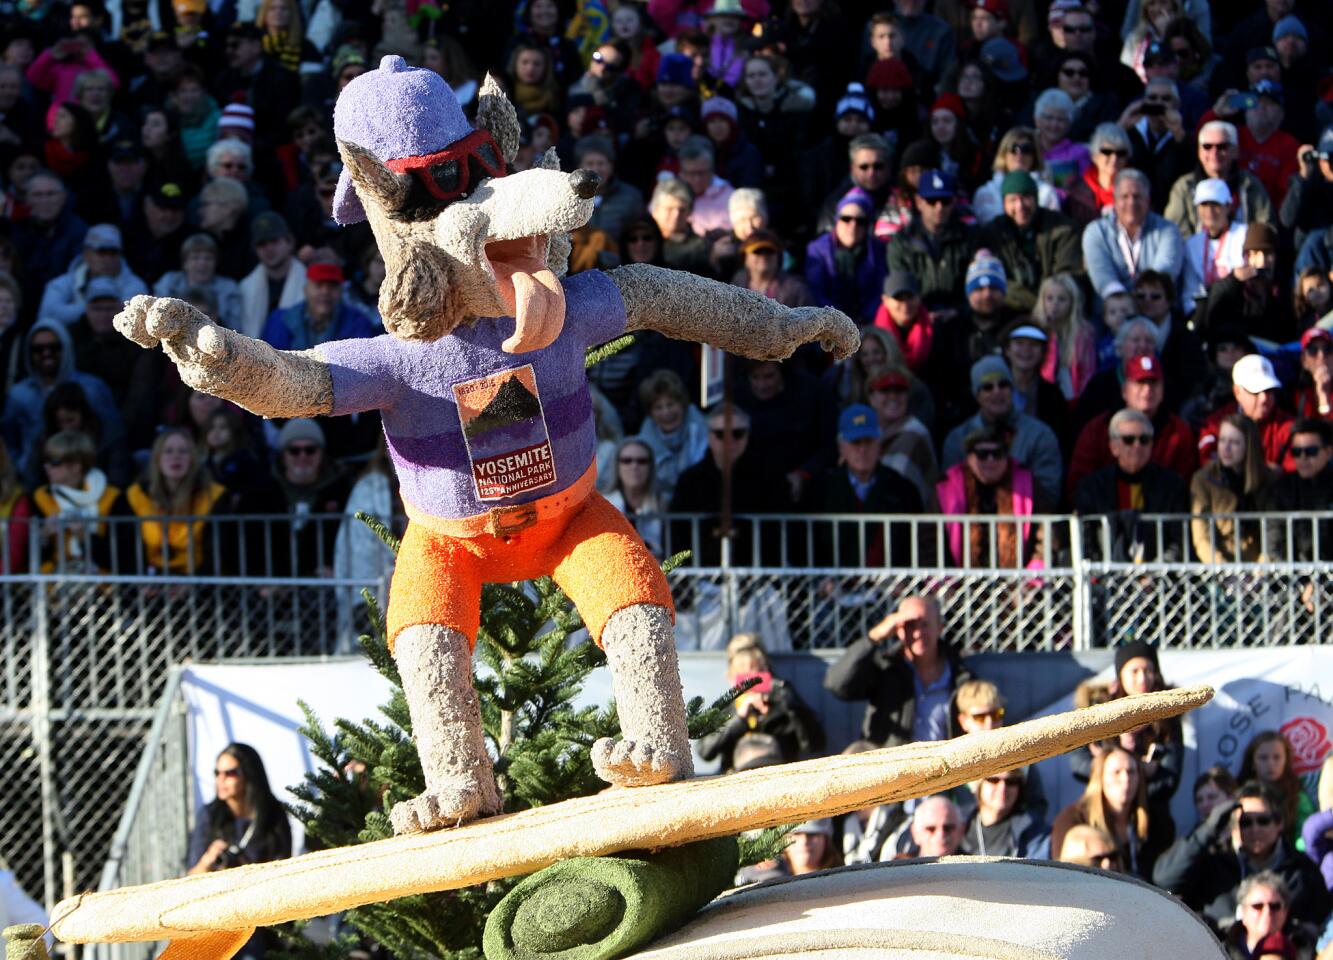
[977,381,1010,393]
[1008,142,1035,154]
[1200,141,1230,151]
[618,455,650,465]
[970,446,1007,461]
[1291,445,1326,459]
[984,775,1022,787]
[285,444,321,456]
[1239,814,1276,829]
[1305,342,1333,356]
[44,458,73,468]
[1061,22,1094,33]
[626,234,655,244]
[710,428,748,439]
[856,161,887,171]
[1100,148,1128,158]
[969,708,1005,721]
[923,196,953,206]
[921,823,959,833]
[1245,901,1285,912]
[1114,433,1153,446]
[839,214,868,224]
[1060,67,1088,78]
[214,767,242,778]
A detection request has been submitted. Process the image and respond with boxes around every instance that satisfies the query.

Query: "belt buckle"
[489,502,538,538]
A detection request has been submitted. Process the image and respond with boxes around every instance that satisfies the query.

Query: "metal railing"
[3,507,1331,930]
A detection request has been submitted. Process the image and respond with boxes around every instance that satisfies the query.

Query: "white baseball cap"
[1232,354,1282,394]
[1193,177,1232,207]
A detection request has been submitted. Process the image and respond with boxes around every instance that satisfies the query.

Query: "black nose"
[571,169,601,199]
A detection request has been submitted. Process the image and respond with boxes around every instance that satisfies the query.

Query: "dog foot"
[389,778,502,835]
[591,737,692,787]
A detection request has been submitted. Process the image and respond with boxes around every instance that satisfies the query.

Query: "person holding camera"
[186,743,292,878]
[697,634,825,773]
[1153,781,1331,934]
[823,594,973,747]
[1279,128,1333,254]
[1195,222,1297,342]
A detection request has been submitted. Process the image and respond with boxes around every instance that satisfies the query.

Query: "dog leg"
[390,623,502,834]
[592,603,694,786]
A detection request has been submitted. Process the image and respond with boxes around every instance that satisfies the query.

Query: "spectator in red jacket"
[1198,353,1295,471]
[1066,353,1197,502]
[1291,327,1333,424]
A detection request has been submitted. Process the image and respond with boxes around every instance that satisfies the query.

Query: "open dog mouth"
[484,234,565,353]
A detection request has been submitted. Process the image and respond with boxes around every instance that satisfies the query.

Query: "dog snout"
[570,170,601,199]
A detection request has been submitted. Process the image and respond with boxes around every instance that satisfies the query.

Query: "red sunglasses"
[385,128,506,203]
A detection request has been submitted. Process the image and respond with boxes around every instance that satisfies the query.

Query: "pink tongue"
[494,256,565,353]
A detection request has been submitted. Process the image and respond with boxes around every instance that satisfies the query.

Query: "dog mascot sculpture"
[114,56,859,836]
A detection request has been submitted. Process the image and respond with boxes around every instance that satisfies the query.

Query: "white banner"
[1033,648,1333,838]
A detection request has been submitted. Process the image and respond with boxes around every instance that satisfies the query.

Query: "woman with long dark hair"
[187,743,291,875]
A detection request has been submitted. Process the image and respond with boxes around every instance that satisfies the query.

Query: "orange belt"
[403,461,598,539]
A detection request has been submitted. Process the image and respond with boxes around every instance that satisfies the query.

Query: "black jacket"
[1153,808,1332,932]
[1075,463,1189,562]
[696,677,826,772]
[1259,465,1333,562]
[803,463,924,568]
[823,636,972,747]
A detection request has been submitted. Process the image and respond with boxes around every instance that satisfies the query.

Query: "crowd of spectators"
[722,597,1333,959]
[0,0,1332,588]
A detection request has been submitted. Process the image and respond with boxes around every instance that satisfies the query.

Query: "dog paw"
[389,778,502,835]
[591,737,692,787]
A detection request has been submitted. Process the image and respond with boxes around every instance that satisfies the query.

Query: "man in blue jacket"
[260,262,379,351]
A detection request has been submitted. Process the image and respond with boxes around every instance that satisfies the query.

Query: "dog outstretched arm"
[116,295,335,418]
[607,263,860,361]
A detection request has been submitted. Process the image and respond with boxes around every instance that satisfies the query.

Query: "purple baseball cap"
[332,55,475,225]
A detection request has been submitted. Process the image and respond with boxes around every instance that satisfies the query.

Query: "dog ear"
[338,139,412,213]
[476,73,520,166]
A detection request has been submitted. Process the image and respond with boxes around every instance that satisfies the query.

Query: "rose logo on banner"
[1281,716,1333,775]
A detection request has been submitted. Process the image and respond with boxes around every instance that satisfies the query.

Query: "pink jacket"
[935,463,1044,570]
[1041,327,1096,400]
[26,46,119,122]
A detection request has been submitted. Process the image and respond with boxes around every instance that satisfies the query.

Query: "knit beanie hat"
[930,92,965,119]
[657,53,696,88]
[837,186,875,219]
[866,57,913,91]
[1273,15,1307,44]
[219,102,255,133]
[899,139,940,170]
[836,82,875,121]
[970,355,1012,396]
[1114,640,1160,680]
[701,96,739,124]
[1000,170,1038,197]
[965,250,1007,295]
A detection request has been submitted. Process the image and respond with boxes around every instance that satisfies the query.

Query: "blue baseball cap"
[917,169,956,200]
[838,404,881,443]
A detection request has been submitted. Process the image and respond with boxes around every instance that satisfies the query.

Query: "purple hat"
[332,55,474,225]
[836,186,875,219]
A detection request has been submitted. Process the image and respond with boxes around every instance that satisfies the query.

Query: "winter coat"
[1164,168,1274,239]
[935,462,1044,570]
[823,636,973,747]
[941,411,1064,505]
[804,232,888,325]
[696,677,826,772]
[1081,212,1183,299]
[237,261,306,340]
[1066,408,1197,502]
[958,807,1051,860]
[586,178,645,244]
[635,404,710,506]
[259,301,379,351]
[978,209,1083,312]
[1074,462,1189,562]
[886,216,977,311]
[1189,462,1280,562]
[1258,464,1333,562]
[37,259,149,326]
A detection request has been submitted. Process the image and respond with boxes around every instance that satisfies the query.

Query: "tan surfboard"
[41,685,1212,960]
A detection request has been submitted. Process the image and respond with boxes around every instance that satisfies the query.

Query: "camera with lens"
[215,843,245,870]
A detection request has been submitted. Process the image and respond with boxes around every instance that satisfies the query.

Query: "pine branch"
[737,824,795,868]
[355,511,401,554]
[584,334,634,368]
[687,676,761,740]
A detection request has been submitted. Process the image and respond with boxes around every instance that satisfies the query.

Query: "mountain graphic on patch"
[464,375,543,439]
[454,364,557,501]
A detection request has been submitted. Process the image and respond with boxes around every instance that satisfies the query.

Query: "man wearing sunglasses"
[887,168,975,317]
[1165,120,1274,239]
[1260,418,1333,575]
[1074,406,1187,563]
[1153,782,1330,933]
